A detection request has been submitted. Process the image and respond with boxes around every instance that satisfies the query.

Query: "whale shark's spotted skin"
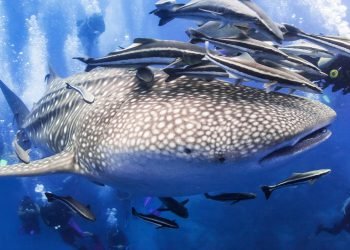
[0,68,335,195]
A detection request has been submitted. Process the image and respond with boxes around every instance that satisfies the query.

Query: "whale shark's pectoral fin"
[0,80,29,128]
[0,150,76,177]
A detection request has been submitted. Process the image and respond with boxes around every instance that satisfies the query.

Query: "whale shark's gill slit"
[260,126,331,166]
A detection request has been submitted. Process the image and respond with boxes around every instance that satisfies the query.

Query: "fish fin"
[165,75,181,82]
[264,81,278,93]
[156,225,164,229]
[44,65,60,85]
[133,38,158,44]
[261,186,273,200]
[0,150,76,177]
[151,9,175,26]
[231,200,240,205]
[0,80,30,129]
[162,58,183,70]
[309,179,317,185]
[73,57,90,64]
[131,207,137,216]
[44,192,56,202]
[181,199,189,206]
[199,8,223,16]
[283,24,304,35]
[235,52,256,62]
[85,65,97,72]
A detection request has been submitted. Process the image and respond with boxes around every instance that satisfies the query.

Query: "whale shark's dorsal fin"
[0,80,29,128]
[45,65,60,85]
[0,150,76,177]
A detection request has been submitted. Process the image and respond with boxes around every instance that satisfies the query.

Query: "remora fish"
[204,192,256,204]
[74,38,206,72]
[186,21,244,39]
[283,24,350,57]
[132,207,179,229]
[258,55,328,79]
[280,42,334,59]
[187,28,288,60]
[261,169,331,200]
[239,0,284,42]
[204,42,323,93]
[163,62,228,81]
[152,0,283,42]
[0,68,335,196]
[45,192,96,221]
[158,197,189,218]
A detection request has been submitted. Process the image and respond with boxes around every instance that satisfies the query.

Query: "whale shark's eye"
[184,147,192,154]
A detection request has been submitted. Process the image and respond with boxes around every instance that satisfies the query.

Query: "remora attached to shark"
[152,0,284,42]
[0,68,335,196]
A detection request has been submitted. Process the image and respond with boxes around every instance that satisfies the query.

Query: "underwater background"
[0,0,349,249]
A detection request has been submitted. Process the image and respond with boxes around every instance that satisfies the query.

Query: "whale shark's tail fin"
[0,80,29,129]
[0,150,76,177]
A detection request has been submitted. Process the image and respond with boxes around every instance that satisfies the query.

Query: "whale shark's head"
[0,69,336,196]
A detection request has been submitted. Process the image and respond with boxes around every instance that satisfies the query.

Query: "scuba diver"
[40,200,104,249]
[107,227,129,250]
[77,13,105,56]
[316,197,350,235]
[317,55,350,94]
[18,196,41,235]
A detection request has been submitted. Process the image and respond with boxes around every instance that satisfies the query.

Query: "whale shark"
[0,68,336,196]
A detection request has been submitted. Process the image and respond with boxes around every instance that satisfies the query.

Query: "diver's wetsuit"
[18,196,40,235]
[318,55,350,94]
[317,200,350,235]
[40,201,100,249]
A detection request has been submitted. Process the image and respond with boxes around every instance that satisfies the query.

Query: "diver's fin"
[44,65,60,85]
[0,80,29,129]
[0,150,76,177]
[261,186,273,200]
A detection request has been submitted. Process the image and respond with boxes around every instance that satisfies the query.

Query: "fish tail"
[152,9,174,26]
[131,207,138,216]
[261,186,273,200]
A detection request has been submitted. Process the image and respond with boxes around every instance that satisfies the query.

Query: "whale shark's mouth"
[260,126,332,166]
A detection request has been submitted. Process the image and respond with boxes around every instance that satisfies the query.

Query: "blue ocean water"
[0,0,350,249]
